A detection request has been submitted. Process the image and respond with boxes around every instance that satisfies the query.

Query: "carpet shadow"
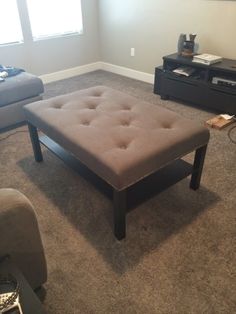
[18,151,220,274]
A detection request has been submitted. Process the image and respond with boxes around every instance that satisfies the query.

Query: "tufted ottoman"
[24,86,210,240]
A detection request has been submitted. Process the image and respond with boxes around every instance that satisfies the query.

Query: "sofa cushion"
[0,72,44,107]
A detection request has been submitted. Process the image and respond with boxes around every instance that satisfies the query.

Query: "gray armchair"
[0,188,47,289]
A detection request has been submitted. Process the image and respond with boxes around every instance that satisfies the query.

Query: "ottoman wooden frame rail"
[24,86,210,240]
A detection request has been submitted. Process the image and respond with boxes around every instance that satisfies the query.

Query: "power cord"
[0,130,28,142]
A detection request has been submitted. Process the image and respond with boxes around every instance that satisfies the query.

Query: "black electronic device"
[212,76,236,88]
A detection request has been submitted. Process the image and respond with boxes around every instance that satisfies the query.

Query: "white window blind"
[26,0,83,40]
[0,0,23,45]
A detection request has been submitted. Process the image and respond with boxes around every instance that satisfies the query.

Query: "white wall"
[98,0,236,74]
[1,0,236,77]
[0,0,100,75]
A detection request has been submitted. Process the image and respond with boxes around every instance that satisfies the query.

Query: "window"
[0,0,23,45]
[26,0,83,40]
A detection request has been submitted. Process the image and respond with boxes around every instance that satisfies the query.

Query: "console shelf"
[154,53,236,114]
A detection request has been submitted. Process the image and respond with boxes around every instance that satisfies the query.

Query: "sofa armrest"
[0,188,47,289]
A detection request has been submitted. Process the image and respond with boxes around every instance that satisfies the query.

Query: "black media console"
[154,53,236,114]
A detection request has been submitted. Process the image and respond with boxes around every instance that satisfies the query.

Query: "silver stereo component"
[212,76,236,88]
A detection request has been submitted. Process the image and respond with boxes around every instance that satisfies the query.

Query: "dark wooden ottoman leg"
[113,189,126,240]
[27,122,43,162]
[190,144,207,190]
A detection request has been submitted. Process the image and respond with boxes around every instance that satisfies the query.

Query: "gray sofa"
[0,72,44,131]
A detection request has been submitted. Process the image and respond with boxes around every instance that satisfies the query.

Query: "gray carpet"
[0,70,235,313]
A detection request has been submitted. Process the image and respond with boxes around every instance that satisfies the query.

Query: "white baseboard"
[40,61,154,85]
[39,62,102,84]
[100,62,154,84]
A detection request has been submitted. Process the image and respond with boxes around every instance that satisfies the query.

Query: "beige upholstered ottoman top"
[24,86,209,190]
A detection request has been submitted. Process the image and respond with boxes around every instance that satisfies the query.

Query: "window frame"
[25,0,83,42]
[0,0,24,46]
[0,0,83,47]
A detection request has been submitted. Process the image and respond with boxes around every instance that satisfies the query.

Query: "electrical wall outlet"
[130,48,135,57]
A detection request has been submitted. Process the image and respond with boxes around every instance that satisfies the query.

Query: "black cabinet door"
[207,87,236,114]
[161,75,204,104]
